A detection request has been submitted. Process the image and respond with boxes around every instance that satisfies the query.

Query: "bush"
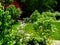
[42,11,56,20]
[0,5,21,45]
[0,8,14,45]
[6,5,22,21]
[23,11,57,45]
[0,9,12,30]
[30,10,41,22]
[33,11,57,45]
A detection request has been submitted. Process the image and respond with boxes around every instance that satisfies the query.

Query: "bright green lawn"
[53,21,60,40]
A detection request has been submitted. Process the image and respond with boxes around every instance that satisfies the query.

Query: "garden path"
[51,40,60,45]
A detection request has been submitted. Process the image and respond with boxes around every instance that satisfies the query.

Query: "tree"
[6,5,22,21]
[1,0,13,5]
[22,0,57,17]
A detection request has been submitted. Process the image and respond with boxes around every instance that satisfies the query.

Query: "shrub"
[42,11,56,20]
[0,5,21,45]
[0,8,14,45]
[24,11,57,45]
[0,9,12,30]
[6,5,22,21]
[30,10,41,22]
[33,11,56,45]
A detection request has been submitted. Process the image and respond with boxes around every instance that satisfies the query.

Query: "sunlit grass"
[53,21,60,40]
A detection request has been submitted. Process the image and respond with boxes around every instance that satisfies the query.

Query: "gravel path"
[51,40,60,45]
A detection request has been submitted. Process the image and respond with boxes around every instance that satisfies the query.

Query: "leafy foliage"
[0,8,14,45]
[0,4,32,45]
[1,0,13,5]
[23,10,57,45]
[0,0,58,45]
[0,4,21,45]
[23,0,57,16]
[6,5,22,21]
[0,9,12,30]
[0,8,24,45]
[30,10,41,22]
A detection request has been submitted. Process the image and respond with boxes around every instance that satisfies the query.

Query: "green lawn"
[53,21,60,40]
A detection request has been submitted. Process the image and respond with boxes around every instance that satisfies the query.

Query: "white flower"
[19,30,25,34]
[25,33,30,37]
[26,36,30,39]
[20,38,23,42]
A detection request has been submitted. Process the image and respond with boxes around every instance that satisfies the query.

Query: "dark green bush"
[1,0,13,5]
[6,5,22,21]
[0,8,14,45]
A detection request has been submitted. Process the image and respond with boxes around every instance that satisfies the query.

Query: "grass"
[53,21,60,40]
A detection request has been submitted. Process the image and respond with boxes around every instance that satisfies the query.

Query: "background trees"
[20,0,57,17]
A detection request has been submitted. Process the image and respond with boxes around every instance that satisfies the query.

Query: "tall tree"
[21,0,57,17]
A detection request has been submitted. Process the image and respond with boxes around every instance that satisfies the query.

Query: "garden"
[0,0,60,45]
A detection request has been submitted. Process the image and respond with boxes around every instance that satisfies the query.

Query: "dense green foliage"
[30,10,56,23]
[6,5,22,21]
[23,10,57,45]
[0,9,14,45]
[23,0,57,16]
[0,4,21,45]
[0,0,60,45]
[30,10,41,22]
[0,8,57,45]
[1,0,13,5]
